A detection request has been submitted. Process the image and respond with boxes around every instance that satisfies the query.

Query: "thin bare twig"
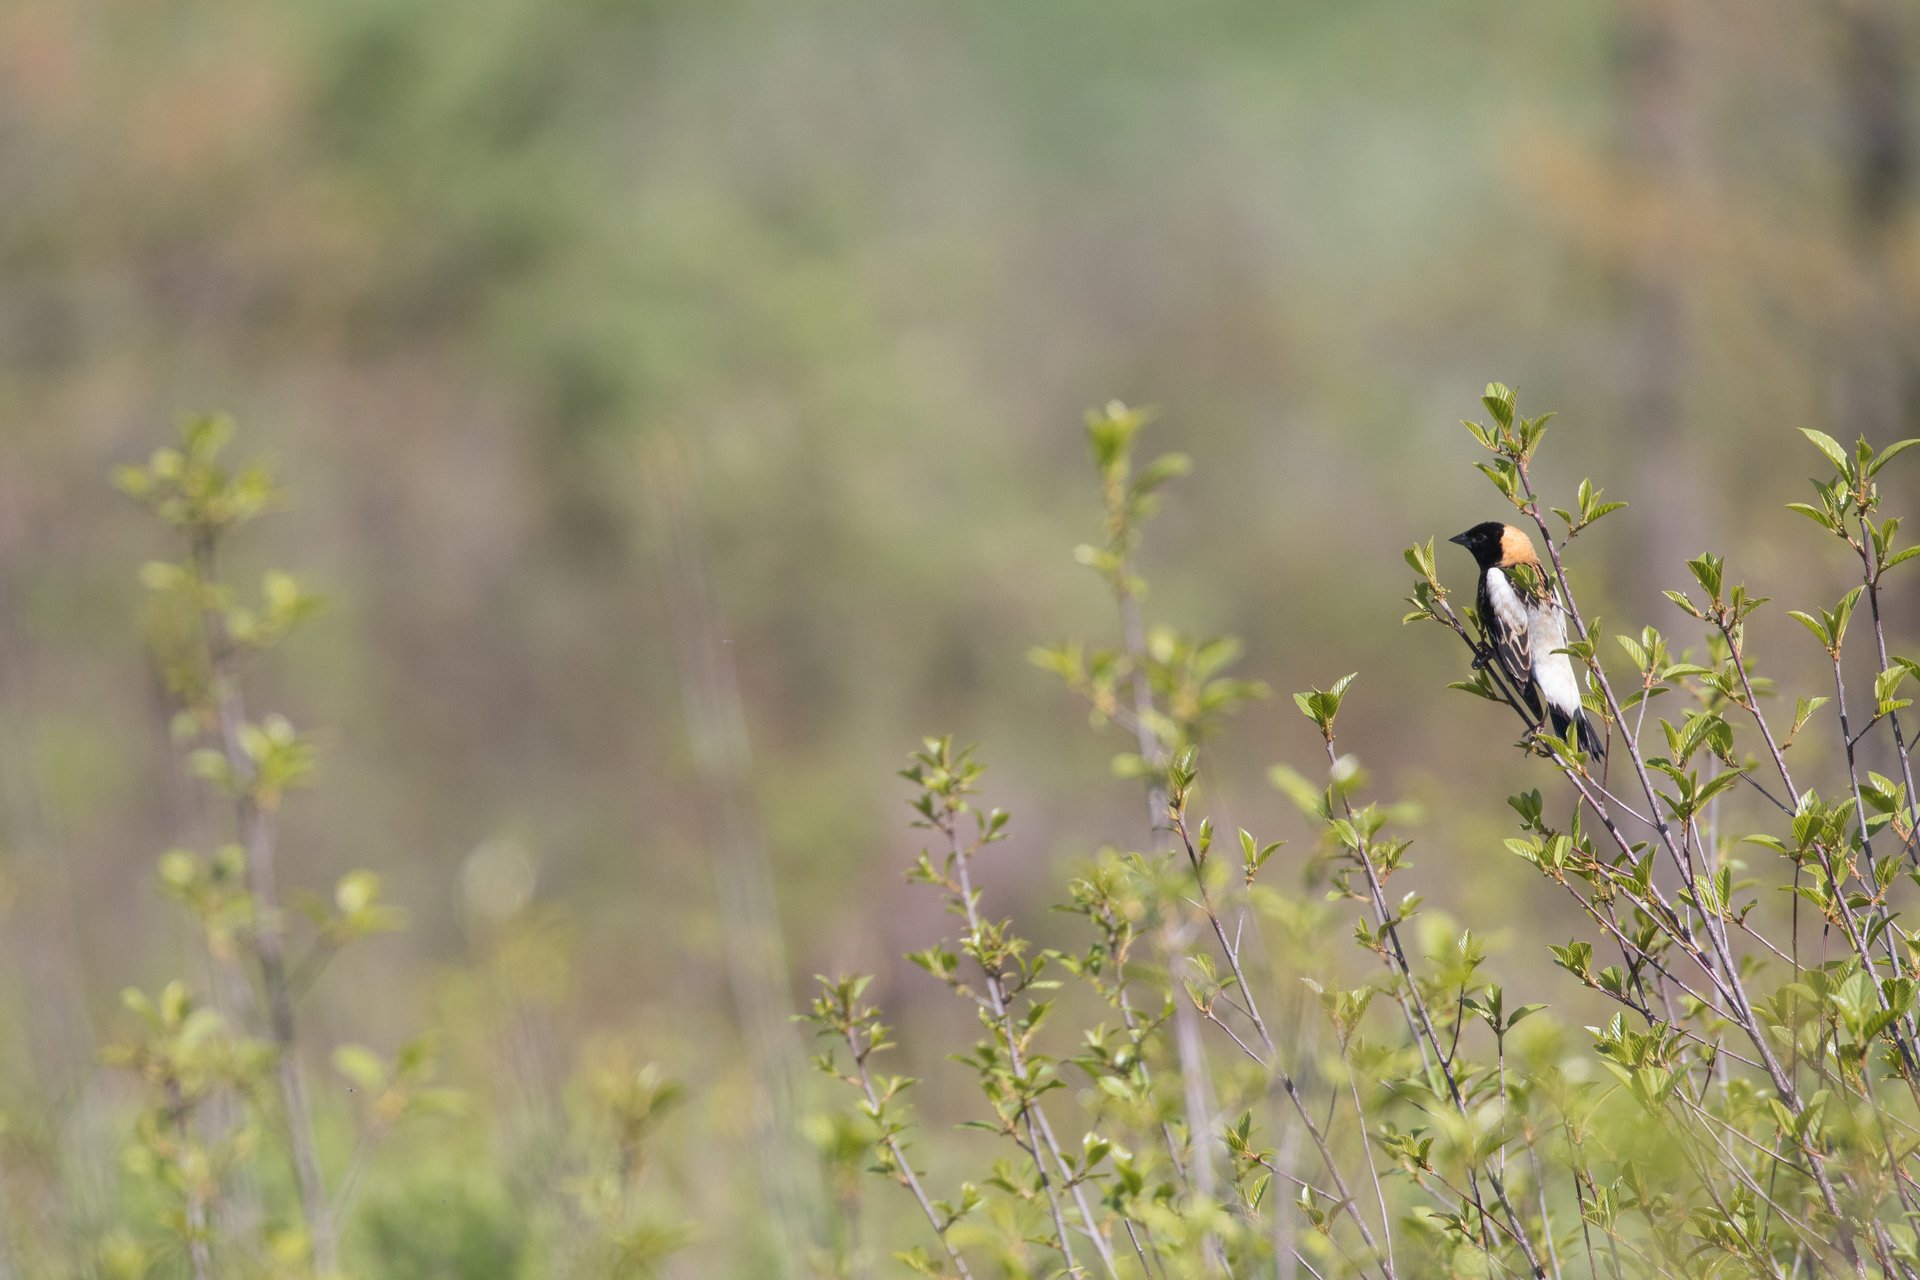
[189,534,332,1274]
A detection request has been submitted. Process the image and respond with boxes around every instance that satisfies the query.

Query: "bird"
[1448,521,1604,760]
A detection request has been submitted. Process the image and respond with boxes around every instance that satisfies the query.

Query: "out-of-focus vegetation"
[0,1,1917,1276]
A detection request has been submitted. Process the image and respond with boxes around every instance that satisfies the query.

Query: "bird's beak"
[1447,532,1470,547]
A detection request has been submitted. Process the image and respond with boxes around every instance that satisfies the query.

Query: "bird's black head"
[1448,521,1511,569]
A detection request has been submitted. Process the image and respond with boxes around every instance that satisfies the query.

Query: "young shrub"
[112,417,450,1278]
[818,386,1920,1279]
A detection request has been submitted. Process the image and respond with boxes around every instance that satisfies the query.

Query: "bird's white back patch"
[1527,599,1581,719]
[1484,567,1529,641]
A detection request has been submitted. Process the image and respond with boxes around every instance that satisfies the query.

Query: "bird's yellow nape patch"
[1498,524,1540,568]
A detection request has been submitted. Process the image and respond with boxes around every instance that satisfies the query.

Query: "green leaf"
[1693,772,1741,808]
[111,464,152,499]
[181,413,237,458]
[1268,764,1329,818]
[332,1043,387,1093]
[1475,460,1521,502]
[1130,452,1192,495]
[1817,585,1865,653]
[1868,438,1920,476]
[1403,538,1437,580]
[1787,610,1829,647]
[1686,553,1723,600]
[188,749,234,787]
[1885,545,1920,571]
[335,870,381,916]
[1503,837,1541,863]
[1801,428,1850,475]
[1482,383,1516,429]
[1875,664,1913,712]
[1664,590,1704,619]
[1788,696,1829,742]
[1785,502,1837,531]
[1507,1003,1546,1028]
[157,850,200,892]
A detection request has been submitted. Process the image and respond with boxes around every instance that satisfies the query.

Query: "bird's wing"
[1480,567,1533,688]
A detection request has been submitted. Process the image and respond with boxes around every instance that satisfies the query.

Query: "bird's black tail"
[1549,707,1606,762]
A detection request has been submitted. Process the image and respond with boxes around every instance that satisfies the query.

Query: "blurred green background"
[1,0,1916,1274]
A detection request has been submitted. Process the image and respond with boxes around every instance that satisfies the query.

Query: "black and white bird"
[1449,521,1604,760]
